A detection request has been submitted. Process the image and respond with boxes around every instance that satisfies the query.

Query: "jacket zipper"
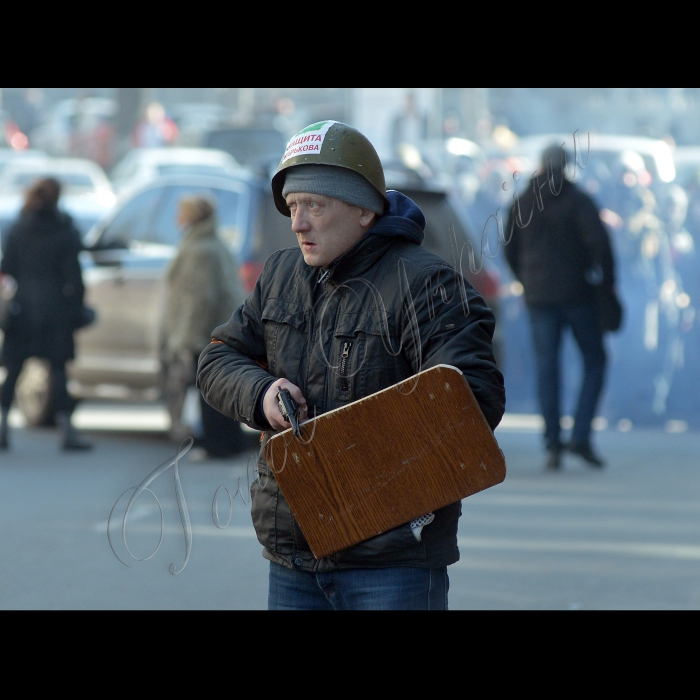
[340,342,353,394]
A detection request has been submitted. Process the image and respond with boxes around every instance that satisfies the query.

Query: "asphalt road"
[1,402,700,610]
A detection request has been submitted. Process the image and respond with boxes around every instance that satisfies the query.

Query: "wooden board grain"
[265,365,506,559]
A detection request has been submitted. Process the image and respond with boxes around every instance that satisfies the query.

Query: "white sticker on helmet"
[280,121,339,165]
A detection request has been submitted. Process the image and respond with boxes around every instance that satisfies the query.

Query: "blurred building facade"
[4,88,700,163]
[4,87,700,202]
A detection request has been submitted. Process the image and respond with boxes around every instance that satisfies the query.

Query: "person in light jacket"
[162,195,256,460]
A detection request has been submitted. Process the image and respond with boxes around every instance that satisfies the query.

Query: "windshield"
[5,172,97,193]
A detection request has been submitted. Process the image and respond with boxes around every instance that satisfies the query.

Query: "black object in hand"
[277,389,301,438]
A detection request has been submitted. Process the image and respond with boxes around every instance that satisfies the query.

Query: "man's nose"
[292,210,311,234]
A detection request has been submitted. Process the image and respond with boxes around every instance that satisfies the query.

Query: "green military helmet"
[271,121,389,216]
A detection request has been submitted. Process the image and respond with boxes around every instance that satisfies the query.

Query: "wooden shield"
[265,365,506,559]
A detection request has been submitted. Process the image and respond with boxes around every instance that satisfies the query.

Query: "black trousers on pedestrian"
[198,393,253,458]
[1,358,71,413]
[528,304,607,451]
[191,353,255,458]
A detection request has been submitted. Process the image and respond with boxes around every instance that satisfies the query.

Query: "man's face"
[286,192,375,268]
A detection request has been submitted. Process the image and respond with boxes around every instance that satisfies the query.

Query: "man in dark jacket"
[197,122,505,610]
[505,144,616,470]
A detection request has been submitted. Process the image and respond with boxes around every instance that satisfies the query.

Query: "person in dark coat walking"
[0,177,92,451]
[505,145,617,470]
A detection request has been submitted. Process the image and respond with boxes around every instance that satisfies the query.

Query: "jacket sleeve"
[0,222,23,276]
[59,224,86,312]
[400,263,506,431]
[196,256,277,430]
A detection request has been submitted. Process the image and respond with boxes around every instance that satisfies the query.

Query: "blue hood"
[368,190,425,245]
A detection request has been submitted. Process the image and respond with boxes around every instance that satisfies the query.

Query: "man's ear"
[359,208,377,228]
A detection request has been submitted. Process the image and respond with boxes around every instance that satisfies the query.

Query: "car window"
[214,189,244,252]
[98,187,162,248]
[11,172,95,190]
[148,185,243,248]
[149,186,208,246]
[72,215,103,240]
[111,156,139,181]
[592,151,658,181]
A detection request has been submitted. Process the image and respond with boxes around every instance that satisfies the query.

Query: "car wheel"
[16,358,55,427]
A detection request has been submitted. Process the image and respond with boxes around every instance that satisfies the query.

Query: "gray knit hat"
[281,164,386,215]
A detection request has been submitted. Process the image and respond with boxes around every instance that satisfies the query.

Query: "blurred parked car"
[6,172,260,423]
[0,157,114,202]
[509,133,677,191]
[0,148,49,176]
[672,146,700,186]
[420,137,487,205]
[3,166,501,426]
[672,147,700,235]
[203,127,288,174]
[0,158,116,250]
[109,147,241,194]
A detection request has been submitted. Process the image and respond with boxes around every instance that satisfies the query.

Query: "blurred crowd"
[387,93,700,428]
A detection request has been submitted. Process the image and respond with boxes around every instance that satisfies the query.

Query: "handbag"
[586,263,623,333]
[595,285,623,333]
[74,305,97,330]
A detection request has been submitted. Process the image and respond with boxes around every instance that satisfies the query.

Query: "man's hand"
[263,378,308,431]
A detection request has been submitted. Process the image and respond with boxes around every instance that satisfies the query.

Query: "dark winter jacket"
[0,207,84,365]
[197,191,505,573]
[505,174,616,307]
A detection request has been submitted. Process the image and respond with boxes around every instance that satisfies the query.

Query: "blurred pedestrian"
[505,144,618,470]
[132,102,178,148]
[391,92,428,158]
[161,195,256,460]
[0,178,92,451]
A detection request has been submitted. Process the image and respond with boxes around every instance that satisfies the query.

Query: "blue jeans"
[268,562,449,610]
[528,304,606,450]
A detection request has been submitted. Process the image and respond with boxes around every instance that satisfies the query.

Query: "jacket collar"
[183,216,217,244]
[320,233,397,285]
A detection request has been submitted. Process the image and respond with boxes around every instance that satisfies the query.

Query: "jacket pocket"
[261,298,308,380]
[335,340,354,401]
[333,522,427,564]
[250,465,280,554]
[334,312,399,401]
